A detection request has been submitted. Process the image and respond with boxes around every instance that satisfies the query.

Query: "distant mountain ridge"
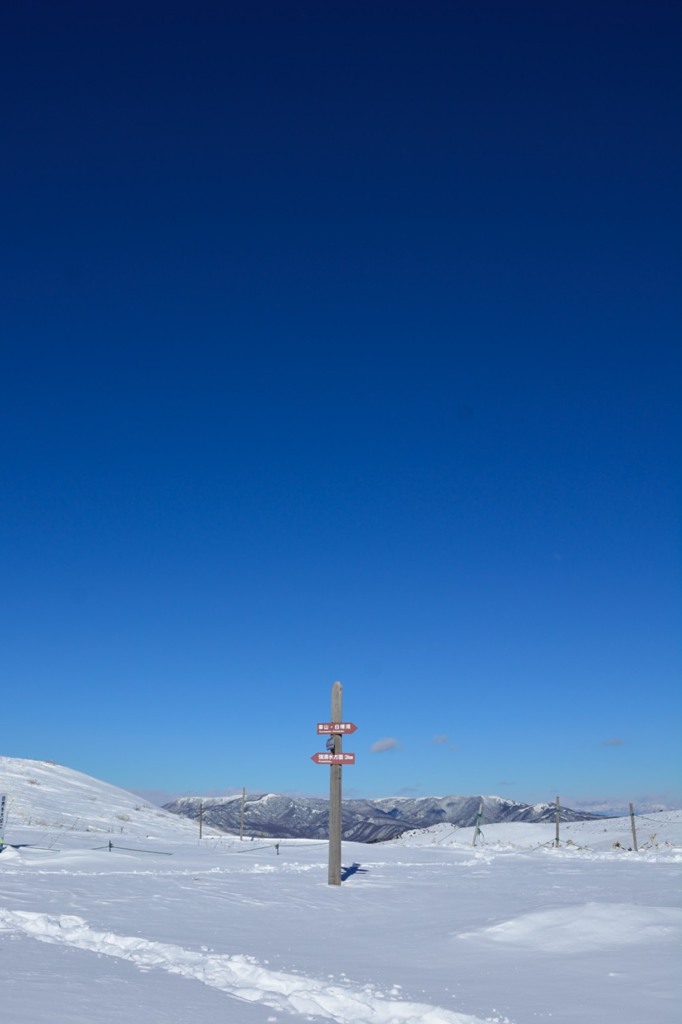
[164,793,602,843]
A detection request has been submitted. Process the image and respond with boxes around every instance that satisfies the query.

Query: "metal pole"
[629,802,638,852]
[240,787,246,841]
[328,680,343,885]
[555,795,560,848]
[199,799,203,840]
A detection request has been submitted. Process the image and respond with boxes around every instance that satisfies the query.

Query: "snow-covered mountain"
[164,791,601,842]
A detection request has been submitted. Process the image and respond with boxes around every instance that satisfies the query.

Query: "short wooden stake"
[629,802,638,852]
[472,800,484,846]
[554,795,560,848]
[0,793,7,852]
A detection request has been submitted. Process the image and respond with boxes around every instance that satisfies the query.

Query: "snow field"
[0,757,680,1024]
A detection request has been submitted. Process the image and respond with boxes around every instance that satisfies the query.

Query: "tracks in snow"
[0,907,485,1024]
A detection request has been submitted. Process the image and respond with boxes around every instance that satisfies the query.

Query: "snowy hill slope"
[387,813,682,853]
[0,755,199,843]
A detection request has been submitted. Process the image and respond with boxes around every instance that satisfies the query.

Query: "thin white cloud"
[433,734,458,751]
[128,788,178,807]
[371,737,400,753]
[564,792,682,815]
[131,786,251,806]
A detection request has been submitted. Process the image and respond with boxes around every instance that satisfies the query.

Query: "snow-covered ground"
[1,756,680,1024]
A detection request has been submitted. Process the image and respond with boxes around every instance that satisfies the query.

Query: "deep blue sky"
[2,1,680,808]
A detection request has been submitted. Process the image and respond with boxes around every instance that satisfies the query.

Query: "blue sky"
[1,1,680,809]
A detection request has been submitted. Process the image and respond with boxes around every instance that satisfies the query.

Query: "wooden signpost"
[317,722,358,735]
[311,681,357,885]
[311,752,356,764]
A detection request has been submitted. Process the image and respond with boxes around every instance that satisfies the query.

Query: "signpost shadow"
[340,862,367,881]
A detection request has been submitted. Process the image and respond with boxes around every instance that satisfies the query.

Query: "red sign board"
[311,752,356,765]
[317,722,358,735]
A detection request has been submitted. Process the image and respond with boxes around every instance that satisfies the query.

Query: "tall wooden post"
[554,795,560,848]
[629,802,639,852]
[328,680,343,886]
